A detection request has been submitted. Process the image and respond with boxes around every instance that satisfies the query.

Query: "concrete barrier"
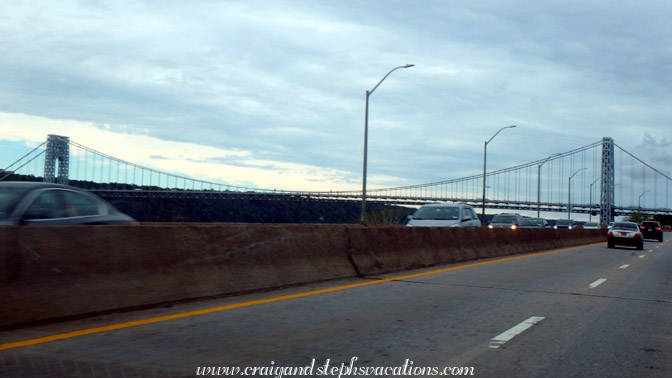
[347,227,606,276]
[0,224,605,328]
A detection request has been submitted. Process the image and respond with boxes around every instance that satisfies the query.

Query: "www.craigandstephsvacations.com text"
[196,357,475,377]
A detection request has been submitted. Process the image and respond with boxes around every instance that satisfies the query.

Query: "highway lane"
[1,239,670,377]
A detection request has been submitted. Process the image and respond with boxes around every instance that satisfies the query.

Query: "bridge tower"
[44,134,70,185]
[599,137,614,225]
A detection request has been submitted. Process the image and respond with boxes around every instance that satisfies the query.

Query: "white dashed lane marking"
[490,316,545,349]
[589,278,608,289]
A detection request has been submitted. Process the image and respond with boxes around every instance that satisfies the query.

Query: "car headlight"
[488,224,494,229]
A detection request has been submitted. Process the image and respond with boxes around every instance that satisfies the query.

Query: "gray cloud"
[1,0,672,188]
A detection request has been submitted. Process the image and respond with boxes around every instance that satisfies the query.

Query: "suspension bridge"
[2,134,672,224]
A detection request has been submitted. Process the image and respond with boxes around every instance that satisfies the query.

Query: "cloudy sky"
[1,0,671,192]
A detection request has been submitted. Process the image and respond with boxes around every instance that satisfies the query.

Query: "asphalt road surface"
[1,239,670,378]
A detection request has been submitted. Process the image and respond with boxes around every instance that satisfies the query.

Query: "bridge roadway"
[92,189,670,217]
[1,239,670,377]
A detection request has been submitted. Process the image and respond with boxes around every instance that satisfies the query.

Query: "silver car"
[406,203,481,227]
[0,181,137,226]
[607,222,644,250]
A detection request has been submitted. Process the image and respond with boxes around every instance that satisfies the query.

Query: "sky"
[1,0,672,194]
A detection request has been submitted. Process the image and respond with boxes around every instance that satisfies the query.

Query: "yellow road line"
[0,243,598,351]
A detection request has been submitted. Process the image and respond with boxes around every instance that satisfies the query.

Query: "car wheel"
[637,242,644,250]
[659,236,664,242]
[607,241,614,249]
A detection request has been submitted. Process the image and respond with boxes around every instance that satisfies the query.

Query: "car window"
[413,206,459,220]
[492,215,517,223]
[0,192,22,218]
[25,191,63,219]
[60,191,101,217]
[613,222,637,230]
[24,190,102,220]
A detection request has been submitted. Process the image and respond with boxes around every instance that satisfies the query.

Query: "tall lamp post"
[589,177,599,222]
[567,168,587,219]
[361,64,414,224]
[481,125,517,224]
[537,153,561,217]
[638,190,650,208]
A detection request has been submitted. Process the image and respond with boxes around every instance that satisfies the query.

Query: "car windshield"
[520,219,543,226]
[492,215,517,223]
[556,220,572,225]
[0,188,25,219]
[413,206,460,220]
[584,222,599,227]
[612,222,637,231]
[641,222,659,227]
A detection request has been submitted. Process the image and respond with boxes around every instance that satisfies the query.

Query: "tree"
[625,211,647,224]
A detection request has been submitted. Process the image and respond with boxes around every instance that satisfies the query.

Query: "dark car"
[639,221,663,242]
[518,218,551,229]
[0,182,137,226]
[608,222,644,250]
[554,219,576,229]
[488,213,523,229]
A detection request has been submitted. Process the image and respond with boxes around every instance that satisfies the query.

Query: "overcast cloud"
[1,0,671,191]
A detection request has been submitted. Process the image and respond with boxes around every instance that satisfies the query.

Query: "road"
[1,239,670,377]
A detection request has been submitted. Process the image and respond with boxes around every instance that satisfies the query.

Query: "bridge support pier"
[599,137,614,225]
[44,134,70,185]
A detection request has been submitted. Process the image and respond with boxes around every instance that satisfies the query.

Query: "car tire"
[607,241,614,249]
[659,236,664,242]
[637,242,644,250]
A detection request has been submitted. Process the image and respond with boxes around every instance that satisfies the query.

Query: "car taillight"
[656,227,661,230]
[608,231,613,237]
[634,233,641,239]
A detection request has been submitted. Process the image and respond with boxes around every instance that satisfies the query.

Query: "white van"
[406,203,481,227]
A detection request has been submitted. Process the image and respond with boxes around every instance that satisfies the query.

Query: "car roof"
[0,181,73,189]
[420,203,467,208]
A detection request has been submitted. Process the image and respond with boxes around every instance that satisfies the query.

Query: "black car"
[0,182,137,226]
[488,213,523,229]
[518,218,551,229]
[639,221,664,242]
[554,219,576,229]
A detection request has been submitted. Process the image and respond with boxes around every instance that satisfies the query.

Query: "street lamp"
[481,125,517,223]
[638,190,650,208]
[589,177,599,222]
[567,168,587,219]
[361,64,414,224]
[537,153,561,217]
